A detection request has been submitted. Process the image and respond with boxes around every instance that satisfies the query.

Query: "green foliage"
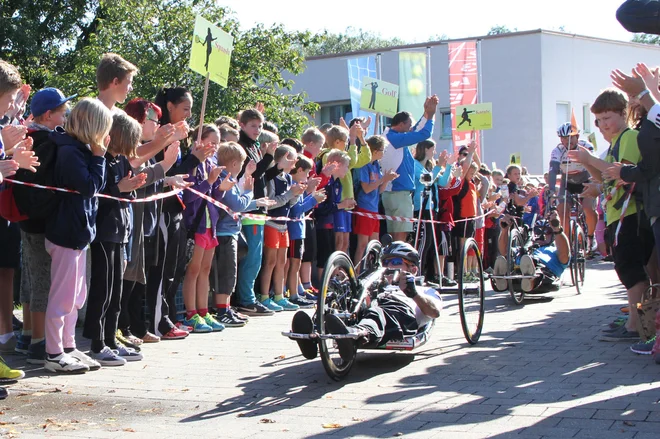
[487,25,517,36]
[1,0,319,138]
[632,33,660,45]
[303,27,408,57]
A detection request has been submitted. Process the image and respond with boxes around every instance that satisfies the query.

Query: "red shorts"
[264,226,289,249]
[194,229,218,250]
[353,207,380,237]
[468,227,485,257]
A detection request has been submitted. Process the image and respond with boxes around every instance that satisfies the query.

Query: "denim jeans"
[237,224,263,306]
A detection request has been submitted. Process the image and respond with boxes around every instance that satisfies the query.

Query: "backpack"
[13,134,61,221]
[0,179,28,222]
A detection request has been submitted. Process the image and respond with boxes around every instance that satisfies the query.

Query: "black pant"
[118,280,147,337]
[356,294,418,347]
[145,211,188,336]
[84,241,124,345]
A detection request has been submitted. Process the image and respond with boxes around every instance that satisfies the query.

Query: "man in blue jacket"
[380,95,438,241]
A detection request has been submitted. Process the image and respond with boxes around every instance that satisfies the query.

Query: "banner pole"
[476,39,484,162]
[376,53,384,134]
[426,46,432,95]
[196,72,211,144]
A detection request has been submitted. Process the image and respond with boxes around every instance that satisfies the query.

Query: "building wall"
[540,33,660,168]
[286,31,660,174]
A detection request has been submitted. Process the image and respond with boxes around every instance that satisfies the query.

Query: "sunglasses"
[460,152,468,157]
[383,257,405,267]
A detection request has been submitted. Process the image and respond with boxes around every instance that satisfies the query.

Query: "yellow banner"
[189,15,233,87]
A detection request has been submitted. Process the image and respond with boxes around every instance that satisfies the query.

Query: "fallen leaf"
[326,396,333,399]
[275,355,286,359]
[351,417,364,422]
[108,390,116,393]
[322,423,342,429]
[181,388,190,392]
[237,413,246,418]
[123,428,136,432]
[66,390,73,394]
[53,388,62,393]
[260,418,276,424]
[142,365,148,369]
[623,421,636,427]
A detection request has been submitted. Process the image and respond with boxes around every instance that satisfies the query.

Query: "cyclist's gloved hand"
[398,271,418,298]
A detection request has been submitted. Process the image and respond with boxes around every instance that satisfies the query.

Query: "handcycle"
[489,197,578,304]
[282,234,485,381]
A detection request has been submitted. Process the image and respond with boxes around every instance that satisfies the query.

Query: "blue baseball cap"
[30,88,77,117]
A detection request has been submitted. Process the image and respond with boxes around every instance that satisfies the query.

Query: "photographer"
[289,241,442,361]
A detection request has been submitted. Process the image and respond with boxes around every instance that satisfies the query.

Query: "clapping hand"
[216,172,235,191]
[245,159,257,176]
[165,174,193,190]
[0,160,19,181]
[0,125,27,152]
[312,189,326,203]
[256,197,276,207]
[602,163,623,181]
[192,140,215,162]
[292,182,307,196]
[307,176,321,193]
[207,165,225,184]
[13,140,39,172]
[383,169,398,182]
[173,121,190,141]
[118,171,147,192]
[321,161,337,177]
[567,145,591,164]
[611,68,646,97]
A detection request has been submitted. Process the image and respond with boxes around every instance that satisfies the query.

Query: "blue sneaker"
[182,314,213,333]
[15,334,31,355]
[202,314,225,332]
[260,298,284,312]
[274,297,300,311]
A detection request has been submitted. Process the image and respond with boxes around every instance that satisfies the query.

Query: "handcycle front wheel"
[317,251,361,381]
[457,237,485,345]
[507,228,525,305]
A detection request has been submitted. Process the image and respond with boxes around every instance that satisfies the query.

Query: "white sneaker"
[68,349,101,371]
[44,353,89,374]
[90,346,127,367]
[520,254,536,292]
[115,343,143,362]
[493,256,508,291]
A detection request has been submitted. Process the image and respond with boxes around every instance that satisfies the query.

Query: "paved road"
[2,258,659,438]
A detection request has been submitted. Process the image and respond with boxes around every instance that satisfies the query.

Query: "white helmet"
[557,122,579,137]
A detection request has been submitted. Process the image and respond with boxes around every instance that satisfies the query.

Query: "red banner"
[448,41,480,156]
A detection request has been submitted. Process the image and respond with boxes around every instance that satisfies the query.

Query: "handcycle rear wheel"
[507,228,525,305]
[457,237,485,345]
[317,251,361,381]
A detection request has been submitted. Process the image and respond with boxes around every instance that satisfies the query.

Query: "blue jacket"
[287,193,318,240]
[95,153,134,244]
[182,159,223,236]
[315,177,342,228]
[216,170,256,236]
[265,173,296,231]
[45,132,106,250]
[381,117,434,191]
[413,161,453,212]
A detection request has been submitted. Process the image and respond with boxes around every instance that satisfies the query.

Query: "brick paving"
[1,258,659,438]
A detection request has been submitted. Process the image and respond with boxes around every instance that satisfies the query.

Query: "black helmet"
[381,241,420,266]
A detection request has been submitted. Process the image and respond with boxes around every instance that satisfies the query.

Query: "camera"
[419,173,433,187]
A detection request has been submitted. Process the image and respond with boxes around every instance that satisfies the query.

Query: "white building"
[286,29,660,174]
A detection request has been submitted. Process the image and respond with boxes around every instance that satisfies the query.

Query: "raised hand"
[173,120,190,141]
[118,171,147,192]
[0,159,19,180]
[437,150,449,167]
[567,145,591,164]
[13,142,39,172]
[582,182,602,198]
[0,125,27,151]
[163,141,180,168]
[635,63,660,102]
[255,102,265,114]
[321,161,337,177]
[313,189,326,203]
[154,123,175,146]
[339,117,349,131]
[307,176,321,193]
[265,141,278,156]
[192,140,215,162]
[292,182,307,196]
[383,169,399,182]
[611,68,645,96]
[245,159,257,176]
[256,197,276,207]
[216,172,235,192]
[243,174,254,192]
[165,174,193,189]
[602,163,623,181]
[207,165,224,184]
[338,198,356,210]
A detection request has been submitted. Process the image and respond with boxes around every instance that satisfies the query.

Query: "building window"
[582,104,591,133]
[556,102,570,128]
[440,110,452,139]
[319,102,352,125]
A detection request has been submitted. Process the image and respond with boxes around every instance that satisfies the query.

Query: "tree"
[2,0,320,138]
[632,33,660,45]
[487,25,517,36]
[303,27,407,57]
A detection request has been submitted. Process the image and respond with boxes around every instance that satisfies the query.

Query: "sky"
[220,0,635,45]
